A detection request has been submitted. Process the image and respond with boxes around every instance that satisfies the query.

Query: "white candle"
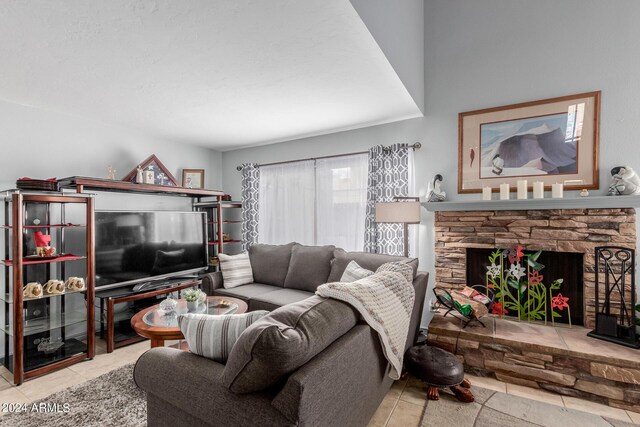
[533,181,544,199]
[499,183,510,200]
[552,183,563,198]
[482,187,492,201]
[517,180,528,200]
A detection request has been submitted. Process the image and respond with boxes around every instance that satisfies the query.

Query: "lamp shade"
[375,201,421,224]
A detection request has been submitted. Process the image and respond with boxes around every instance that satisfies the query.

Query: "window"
[258,154,368,251]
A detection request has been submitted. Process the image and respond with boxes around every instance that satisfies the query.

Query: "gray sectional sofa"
[135,243,429,427]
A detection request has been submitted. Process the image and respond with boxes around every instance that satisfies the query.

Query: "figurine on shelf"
[44,279,65,295]
[427,174,446,202]
[222,233,231,242]
[106,165,117,180]
[23,282,43,299]
[36,337,64,354]
[607,166,640,196]
[65,277,85,291]
[135,165,144,184]
[34,231,56,257]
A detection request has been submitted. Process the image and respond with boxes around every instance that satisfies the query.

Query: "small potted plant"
[182,288,206,312]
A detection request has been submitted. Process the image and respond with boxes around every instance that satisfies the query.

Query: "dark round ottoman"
[405,345,474,402]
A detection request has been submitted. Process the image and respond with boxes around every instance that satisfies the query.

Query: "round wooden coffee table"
[131,296,248,348]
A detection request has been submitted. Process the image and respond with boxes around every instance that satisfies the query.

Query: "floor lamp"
[375,197,421,257]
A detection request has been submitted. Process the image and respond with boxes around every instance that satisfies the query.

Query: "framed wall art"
[182,169,205,189]
[122,154,179,187]
[458,91,600,193]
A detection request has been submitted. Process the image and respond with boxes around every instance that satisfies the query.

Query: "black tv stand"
[96,277,201,353]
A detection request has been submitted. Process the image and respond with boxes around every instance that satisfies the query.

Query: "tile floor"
[369,373,640,427]
[0,339,637,426]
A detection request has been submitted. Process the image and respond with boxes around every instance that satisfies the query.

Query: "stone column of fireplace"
[434,208,636,329]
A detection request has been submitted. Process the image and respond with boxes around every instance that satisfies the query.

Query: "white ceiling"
[0,0,421,151]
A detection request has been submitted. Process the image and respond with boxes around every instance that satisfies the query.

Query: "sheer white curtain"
[258,161,315,245]
[257,154,368,251]
[316,154,368,251]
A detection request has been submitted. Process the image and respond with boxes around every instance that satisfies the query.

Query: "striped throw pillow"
[218,252,253,288]
[178,311,268,363]
[340,260,374,282]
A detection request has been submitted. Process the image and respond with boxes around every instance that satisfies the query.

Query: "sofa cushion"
[248,288,314,312]
[213,283,280,301]
[248,243,296,287]
[327,249,418,283]
[283,244,335,292]
[218,253,253,288]
[340,260,374,282]
[222,295,359,393]
[178,311,268,363]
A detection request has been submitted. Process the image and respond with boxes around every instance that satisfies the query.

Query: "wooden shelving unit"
[194,200,242,267]
[57,176,225,198]
[1,191,95,385]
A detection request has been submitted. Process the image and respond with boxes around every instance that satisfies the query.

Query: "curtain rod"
[236,142,421,171]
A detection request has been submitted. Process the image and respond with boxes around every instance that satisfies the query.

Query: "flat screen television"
[94,211,208,290]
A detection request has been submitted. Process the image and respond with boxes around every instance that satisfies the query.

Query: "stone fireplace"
[434,207,637,329]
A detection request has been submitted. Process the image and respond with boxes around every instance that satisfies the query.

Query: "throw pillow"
[283,244,336,292]
[376,261,414,283]
[222,295,358,393]
[327,248,418,282]
[218,252,254,288]
[248,242,297,287]
[339,260,373,282]
[178,310,268,363]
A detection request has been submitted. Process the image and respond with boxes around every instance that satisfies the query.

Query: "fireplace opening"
[466,248,584,326]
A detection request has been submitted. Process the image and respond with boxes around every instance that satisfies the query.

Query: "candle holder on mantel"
[587,246,640,348]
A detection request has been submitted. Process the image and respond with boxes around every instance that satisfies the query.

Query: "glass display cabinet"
[1,191,94,385]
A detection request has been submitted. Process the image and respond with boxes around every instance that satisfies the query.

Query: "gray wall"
[350,0,424,112]
[0,99,223,210]
[222,0,640,327]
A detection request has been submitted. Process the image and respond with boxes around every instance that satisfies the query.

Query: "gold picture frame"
[458,91,600,193]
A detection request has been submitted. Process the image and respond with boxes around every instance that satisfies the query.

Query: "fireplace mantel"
[423,195,640,212]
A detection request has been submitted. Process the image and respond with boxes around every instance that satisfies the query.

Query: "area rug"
[421,385,636,427]
[0,363,146,427]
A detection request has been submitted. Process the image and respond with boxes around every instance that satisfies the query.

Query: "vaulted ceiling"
[0,0,422,150]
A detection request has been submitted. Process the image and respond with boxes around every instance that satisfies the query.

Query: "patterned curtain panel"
[240,163,260,251]
[364,144,409,255]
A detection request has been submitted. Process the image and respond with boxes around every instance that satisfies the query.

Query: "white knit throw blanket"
[316,263,415,379]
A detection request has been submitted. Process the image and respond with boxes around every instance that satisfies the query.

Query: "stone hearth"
[427,313,640,411]
[434,208,637,329]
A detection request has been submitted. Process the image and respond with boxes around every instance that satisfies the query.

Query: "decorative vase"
[187,301,198,312]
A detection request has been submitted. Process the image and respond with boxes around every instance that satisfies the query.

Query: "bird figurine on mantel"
[607,166,640,196]
[427,174,446,202]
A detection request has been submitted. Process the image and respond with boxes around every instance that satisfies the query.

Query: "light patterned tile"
[506,383,564,407]
[399,380,427,406]
[18,368,87,401]
[370,395,398,427]
[0,387,30,416]
[627,410,640,425]
[387,379,407,399]
[562,396,632,423]
[0,377,12,392]
[386,400,424,427]
[67,351,129,380]
[465,374,506,393]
